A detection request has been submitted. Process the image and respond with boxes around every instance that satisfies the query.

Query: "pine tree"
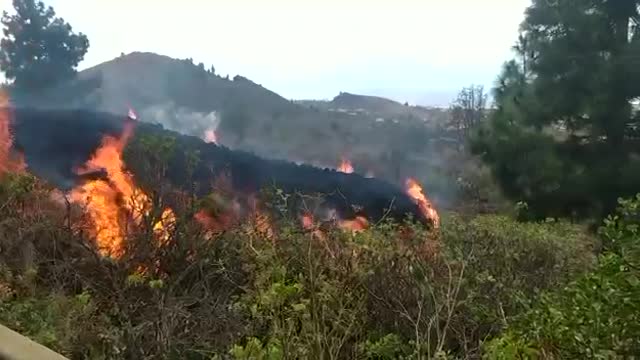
[0,0,89,91]
[473,0,640,219]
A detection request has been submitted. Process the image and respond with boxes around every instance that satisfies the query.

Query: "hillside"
[13,52,497,209]
[297,92,448,123]
[20,52,295,137]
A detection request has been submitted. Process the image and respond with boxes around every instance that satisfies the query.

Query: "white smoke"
[139,102,220,141]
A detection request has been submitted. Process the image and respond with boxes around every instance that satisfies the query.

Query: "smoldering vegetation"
[7,107,428,225]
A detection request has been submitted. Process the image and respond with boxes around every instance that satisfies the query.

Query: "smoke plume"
[140,102,219,142]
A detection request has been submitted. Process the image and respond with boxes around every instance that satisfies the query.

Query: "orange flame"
[193,183,241,239]
[194,197,241,239]
[204,129,218,144]
[247,195,274,241]
[338,158,354,174]
[0,92,13,175]
[300,212,328,242]
[301,213,314,230]
[194,208,235,241]
[71,180,125,256]
[338,215,369,234]
[405,178,440,228]
[194,194,274,242]
[0,91,26,175]
[194,209,216,228]
[70,120,175,257]
[154,208,176,245]
[253,210,274,240]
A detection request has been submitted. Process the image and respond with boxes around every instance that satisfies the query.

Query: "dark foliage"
[472,0,640,220]
[0,0,89,91]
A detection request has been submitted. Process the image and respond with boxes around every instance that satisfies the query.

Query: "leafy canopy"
[0,0,89,91]
[473,0,640,219]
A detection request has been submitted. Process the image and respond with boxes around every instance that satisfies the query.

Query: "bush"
[434,214,595,356]
[485,195,640,359]
[227,212,595,359]
[443,214,595,310]
[0,290,123,358]
[0,165,597,359]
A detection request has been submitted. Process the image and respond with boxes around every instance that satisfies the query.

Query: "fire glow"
[70,118,175,257]
[204,129,218,144]
[339,215,369,233]
[0,91,25,175]
[338,158,354,174]
[405,178,440,228]
[301,212,328,242]
[0,92,13,175]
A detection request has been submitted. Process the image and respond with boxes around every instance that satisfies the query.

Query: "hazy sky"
[0,0,529,106]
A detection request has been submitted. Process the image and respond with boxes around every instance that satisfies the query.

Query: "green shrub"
[0,167,598,359]
[226,214,594,359]
[0,291,123,359]
[484,195,640,359]
[438,214,595,355]
[230,223,370,359]
[359,334,412,359]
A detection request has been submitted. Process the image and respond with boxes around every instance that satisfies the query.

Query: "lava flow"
[338,157,354,174]
[405,178,440,228]
[70,118,175,257]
